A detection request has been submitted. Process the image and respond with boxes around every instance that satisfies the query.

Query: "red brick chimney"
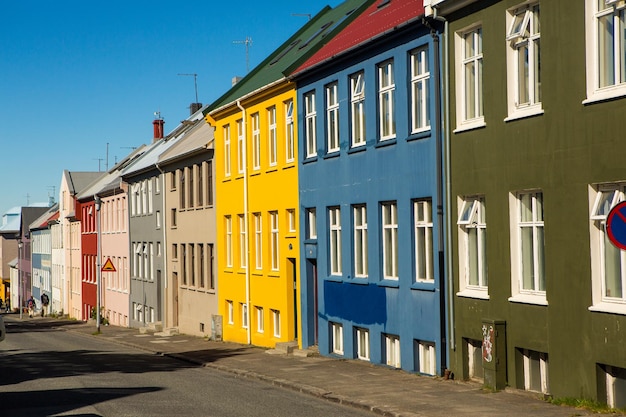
[153,118,164,142]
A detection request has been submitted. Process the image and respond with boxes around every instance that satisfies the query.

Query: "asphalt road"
[0,318,374,417]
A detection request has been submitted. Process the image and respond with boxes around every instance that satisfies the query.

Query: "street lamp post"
[18,240,22,319]
[94,196,102,333]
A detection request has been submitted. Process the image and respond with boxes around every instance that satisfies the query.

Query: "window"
[254,213,262,270]
[378,60,396,140]
[307,208,317,239]
[350,72,366,147]
[199,243,205,288]
[589,185,626,313]
[272,309,281,337]
[251,113,260,170]
[238,214,247,269]
[224,125,231,177]
[458,196,487,295]
[285,100,295,162]
[256,306,264,333]
[356,328,369,360]
[602,364,626,409]
[585,0,626,102]
[179,169,186,210]
[270,211,279,271]
[353,205,368,277]
[414,200,434,282]
[172,243,178,260]
[156,210,161,229]
[518,348,549,394]
[188,166,194,208]
[241,303,248,329]
[227,300,234,324]
[410,47,430,133]
[287,208,296,232]
[237,119,244,174]
[225,216,233,268]
[329,207,342,275]
[382,202,398,279]
[207,160,213,206]
[181,244,186,285]
[511,191,545,301]
[456,26,484,130]
[189,243,195,286]
[197,163,203,206]
[506,3,541,119]
[385,334,400,368]
[304,91,317,158]
[326,82,340,153]
[171,208,177,228]
[170,171,177,190]
[268,106,277,166]
[208,244,215,290]
[331,322,343,354]
[418,341,436,375]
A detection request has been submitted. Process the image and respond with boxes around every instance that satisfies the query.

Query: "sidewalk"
[17,315,604,417]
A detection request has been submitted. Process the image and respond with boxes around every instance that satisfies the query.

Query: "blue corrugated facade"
[296,23,447,374]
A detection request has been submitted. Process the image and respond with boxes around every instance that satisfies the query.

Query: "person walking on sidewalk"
[27,296,35,318]
[41,293,49,317]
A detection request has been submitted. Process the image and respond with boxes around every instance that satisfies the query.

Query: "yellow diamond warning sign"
[101,258,117,272]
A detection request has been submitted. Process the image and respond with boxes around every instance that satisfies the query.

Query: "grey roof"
[63,171,103,195]
[20,207,50,236]
[29,203,59,231]
[158,120,214,166]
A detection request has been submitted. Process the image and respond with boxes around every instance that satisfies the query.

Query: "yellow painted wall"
[208,81,301,348]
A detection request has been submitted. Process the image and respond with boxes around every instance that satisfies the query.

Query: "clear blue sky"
[0,0,338,216]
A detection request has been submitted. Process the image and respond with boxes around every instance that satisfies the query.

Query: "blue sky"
[0,0,338,216]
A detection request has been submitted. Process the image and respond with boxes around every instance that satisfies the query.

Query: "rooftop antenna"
[93,158,104,172]
[233,37,253,73]
[106,142,109,171]
[291,13,312,21]
[25,193,30,206]
[47,185,56,205]
[178,73,199,103]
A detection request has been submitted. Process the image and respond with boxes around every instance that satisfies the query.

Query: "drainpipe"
[424,14,447,376]
[155,163,169,331]
[236,99,251,345]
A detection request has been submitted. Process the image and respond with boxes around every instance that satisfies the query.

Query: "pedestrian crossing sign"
[102,258,117,272]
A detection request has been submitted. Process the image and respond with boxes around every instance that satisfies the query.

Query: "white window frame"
[225,216,233,268]
[331,322,344,355]
[521,348,549,394]
[457,196,488,298]
[378,60,396,140]
[254,213,263,270]
[414,199,434,282]
[356,327,370,360]
[382,202,398,280]
[270,211,279,271]
[241,303,248,329]
[418,341,436,375]
[237,119,244,174]
[227,300,234,324]
[350,71,366,147]
[353,205,368,278]
[455,25,485,132]
[410,47,431,133]
[223,125,230,177]
[588,184,626,315]
[272,309,281,338]
[256,306,264,333]
[505,3,543,121]
[329,207,342,275]
[385,334,400,368]
[287,208,296,233]
[584,0,626,104]
[326,82,340,153]
[304,91,317,158]
[285,100,295,163]
[268,106,277,167]
[238,214,247,269]
[509,191,546,305]
[307,208,317,239]
[251,112,261,170]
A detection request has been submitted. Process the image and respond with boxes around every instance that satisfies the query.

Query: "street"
[0,316,374,417]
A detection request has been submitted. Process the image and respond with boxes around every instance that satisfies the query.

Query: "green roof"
[204,0,373,114]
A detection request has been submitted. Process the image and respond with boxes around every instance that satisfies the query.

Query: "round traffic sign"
[606,201,626,250]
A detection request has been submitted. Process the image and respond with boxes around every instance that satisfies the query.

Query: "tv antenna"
[291,13,312,21]
[233,37,253,73]
[178,73,199,103]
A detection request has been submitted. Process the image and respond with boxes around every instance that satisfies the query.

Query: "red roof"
[292,0,424,75]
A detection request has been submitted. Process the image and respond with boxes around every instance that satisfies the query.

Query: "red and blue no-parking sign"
[606,201,626,250]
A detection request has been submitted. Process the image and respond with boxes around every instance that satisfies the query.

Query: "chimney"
[190,102,203,115]
[153,118,164,142]
[232,76,242,86]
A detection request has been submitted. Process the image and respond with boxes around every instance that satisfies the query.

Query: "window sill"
[504,107,544,122]
[453,119,486,134]
[583,86,626,105]
[588,302,626,316]
[412,280,436,291]
[303,155,318,164]
[457,289,489,300]
[375,138,396,149]
[508,293,548,306]
[323,151,340,160]
[377,279,400,288]
[326,275,343,282]
[347,145,367,154]
[265,167,278,174]
[348,276,369,284]
[407,130,431,142]
[282,163,296,170]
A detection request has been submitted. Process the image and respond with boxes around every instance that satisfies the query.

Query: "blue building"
[293,0,447,375]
